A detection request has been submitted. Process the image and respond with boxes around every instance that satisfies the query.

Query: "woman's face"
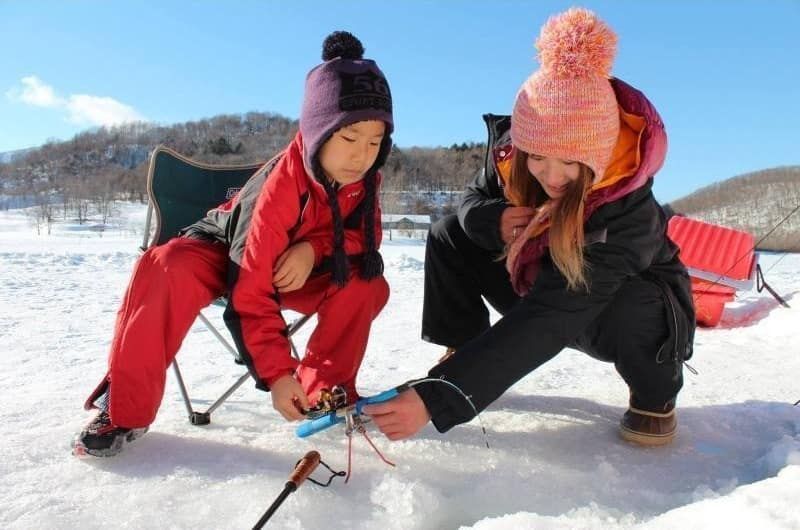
[318,120,386,186]
[526,153,582,199]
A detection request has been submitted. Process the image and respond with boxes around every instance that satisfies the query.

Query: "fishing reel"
[304,385,349,419]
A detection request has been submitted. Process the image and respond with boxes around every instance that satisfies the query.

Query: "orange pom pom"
[535,7,617,78]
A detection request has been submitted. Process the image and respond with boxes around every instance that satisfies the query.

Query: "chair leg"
[203,372,251,417]
[174,314,312,425]
[197,310,239,359]
[172,360,211,425]
[288,314,312,361]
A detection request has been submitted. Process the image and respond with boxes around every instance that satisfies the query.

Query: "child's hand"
[270,374,310,421]
[274,241,315,292]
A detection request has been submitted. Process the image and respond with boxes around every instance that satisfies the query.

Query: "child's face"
[318,120,386,186]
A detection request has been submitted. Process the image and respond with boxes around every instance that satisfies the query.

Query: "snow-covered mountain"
[1,204,798,529]
[670,166,800,252]
[0,147,34,164]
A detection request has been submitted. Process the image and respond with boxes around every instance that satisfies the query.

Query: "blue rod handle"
[295,412,343,438]
[355,388,399,414]
[295,387,401,438]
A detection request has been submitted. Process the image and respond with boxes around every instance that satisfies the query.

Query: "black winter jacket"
[416,113,695,433]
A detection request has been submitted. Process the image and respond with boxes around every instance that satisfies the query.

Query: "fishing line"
[407,377,490,449]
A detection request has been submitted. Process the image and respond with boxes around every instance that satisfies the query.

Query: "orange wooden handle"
[289,451,321,487]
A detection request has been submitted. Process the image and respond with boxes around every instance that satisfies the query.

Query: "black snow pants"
[421,214,682,410]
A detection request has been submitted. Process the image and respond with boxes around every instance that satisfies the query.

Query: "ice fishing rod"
[252,451,321,529]
[296,385,407,438]
[297,378,489,446]
[295,378,489,482]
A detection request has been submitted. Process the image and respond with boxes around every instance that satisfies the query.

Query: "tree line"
[0,111,486,232]
[2,112,797,250]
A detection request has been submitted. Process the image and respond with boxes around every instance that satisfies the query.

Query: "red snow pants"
[85,237,389,428]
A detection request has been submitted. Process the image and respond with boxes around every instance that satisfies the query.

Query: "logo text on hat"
[338,70,392,113]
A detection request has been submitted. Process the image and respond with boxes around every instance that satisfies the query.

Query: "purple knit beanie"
[299,32,393,287]
[300,31,394,172]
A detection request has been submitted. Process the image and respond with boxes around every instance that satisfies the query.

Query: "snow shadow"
[68,395,800,529]
[377,394,800,528]
[80,432,289,480]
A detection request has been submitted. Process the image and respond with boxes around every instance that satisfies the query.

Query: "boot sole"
[619,425,675,446]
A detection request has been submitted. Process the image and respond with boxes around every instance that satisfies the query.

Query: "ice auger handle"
[289,450,321,488]
[252,451,323,529]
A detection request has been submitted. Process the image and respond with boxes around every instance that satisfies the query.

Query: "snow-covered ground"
[1,204,798,529]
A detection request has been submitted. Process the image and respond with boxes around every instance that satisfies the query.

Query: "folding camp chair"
[142,145,310,425]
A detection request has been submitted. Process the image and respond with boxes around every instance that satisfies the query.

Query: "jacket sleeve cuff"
[460,200,508,251]
[263,370,294,389]
[256,356,300,391]
[412,376,477,433]
[306,238,325,267]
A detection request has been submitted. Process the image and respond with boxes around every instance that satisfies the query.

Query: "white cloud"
[6,76,145,126]
[6,76,63,107]
[66,94,144,126]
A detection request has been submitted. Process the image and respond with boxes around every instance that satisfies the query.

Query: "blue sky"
[1,0,798,202]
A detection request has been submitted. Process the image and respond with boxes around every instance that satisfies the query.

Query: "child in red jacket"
[74,31,394,457]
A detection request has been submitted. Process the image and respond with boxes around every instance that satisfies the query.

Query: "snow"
[0,204,798,529]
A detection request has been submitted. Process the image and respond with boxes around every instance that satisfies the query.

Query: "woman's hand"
[362,388,431,440]
[270,374,310,421]
[274,241,315,292]
[500,206,536,244]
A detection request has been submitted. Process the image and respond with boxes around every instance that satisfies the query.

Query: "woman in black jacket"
[365,8,695,446]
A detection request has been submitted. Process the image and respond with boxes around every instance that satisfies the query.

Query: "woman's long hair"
[507,148,594,291]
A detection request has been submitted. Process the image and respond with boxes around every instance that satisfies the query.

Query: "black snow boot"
[72,410,148,457]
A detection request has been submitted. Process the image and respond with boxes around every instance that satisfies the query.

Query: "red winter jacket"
[183,132,382,387]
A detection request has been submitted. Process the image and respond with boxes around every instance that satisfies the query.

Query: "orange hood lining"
[592,107,645,191]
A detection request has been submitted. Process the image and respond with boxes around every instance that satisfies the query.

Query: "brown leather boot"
[437,347,456,364]
[620,403,677,446]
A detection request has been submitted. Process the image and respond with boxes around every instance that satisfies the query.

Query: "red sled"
[666,216,757,327]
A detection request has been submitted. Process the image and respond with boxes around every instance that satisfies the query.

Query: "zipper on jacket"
[653,278,680,365]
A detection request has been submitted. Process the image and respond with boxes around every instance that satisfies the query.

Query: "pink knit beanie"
[511,8,620,182]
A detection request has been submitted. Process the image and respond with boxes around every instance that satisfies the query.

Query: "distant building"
[381,214,431,231]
